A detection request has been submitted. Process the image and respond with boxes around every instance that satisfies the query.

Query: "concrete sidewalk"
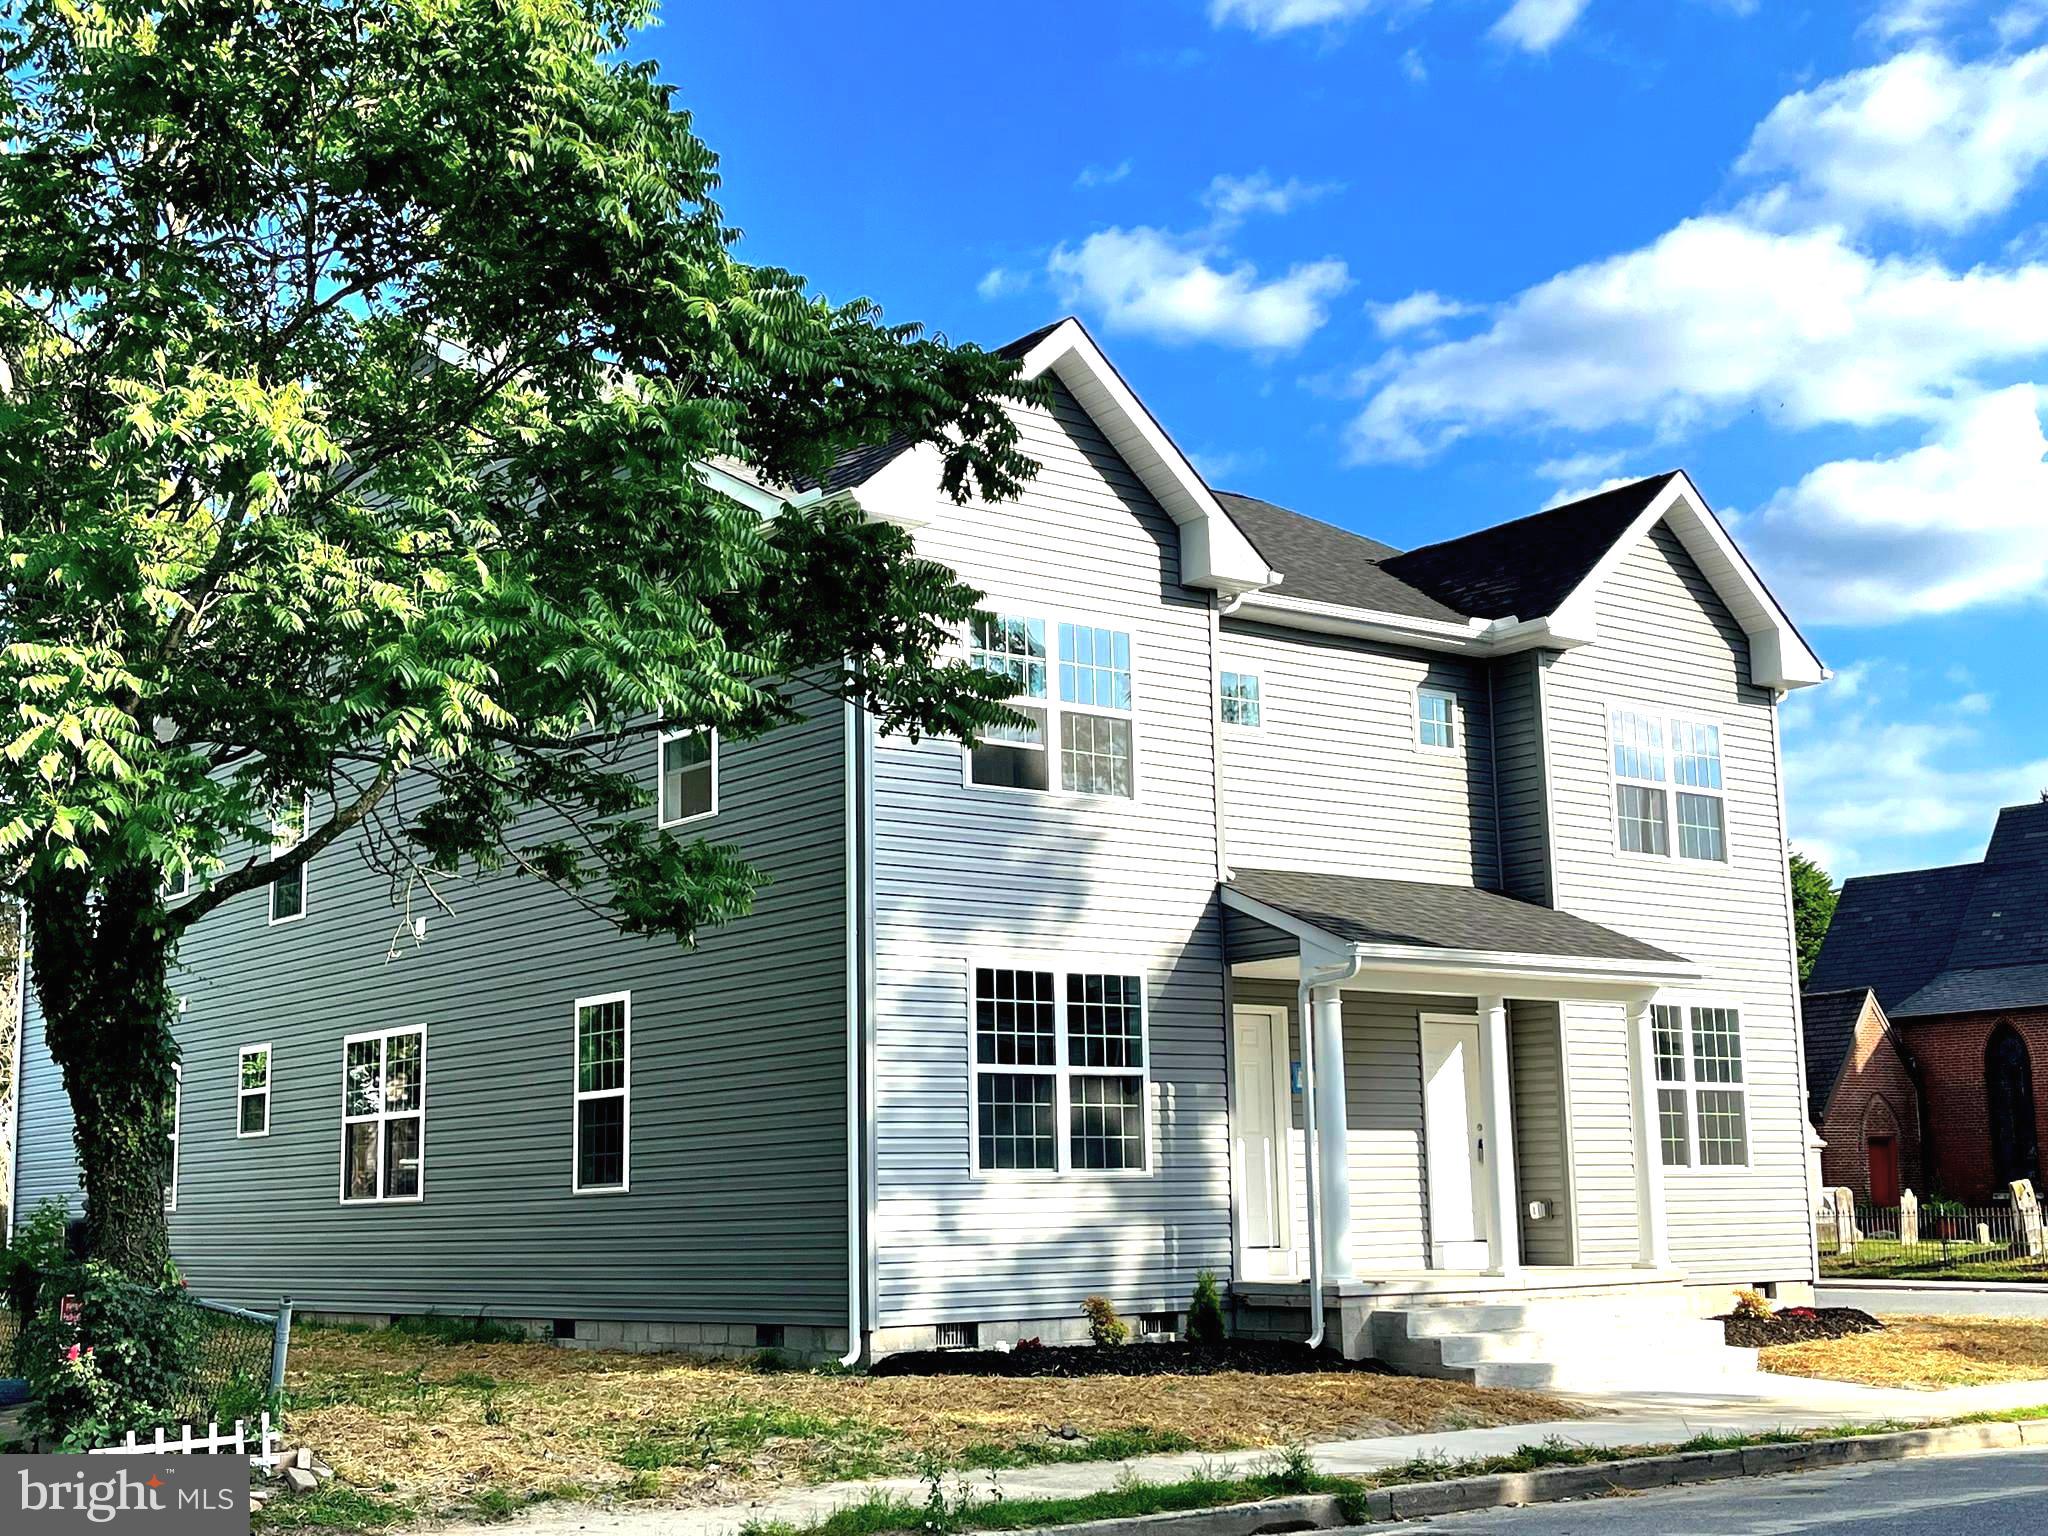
[421,1373,2048,1536]
[1818,1281,2048,1319]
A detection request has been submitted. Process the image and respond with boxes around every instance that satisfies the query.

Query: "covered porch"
[1220,868,1705,1362]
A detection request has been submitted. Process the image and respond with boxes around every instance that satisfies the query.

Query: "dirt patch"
[1721,1307,1883,1349]
[1759,1315,2048,1390]
[871,1341,1390,1378]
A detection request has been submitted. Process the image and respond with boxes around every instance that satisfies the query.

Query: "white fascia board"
[1016,320,1279,595]
[1231,589,1490,654]
[696,459,798,519]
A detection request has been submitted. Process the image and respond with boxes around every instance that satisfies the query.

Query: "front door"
[1232,1006,1295,1279]
[1422,1015,1490,1270]
[1868,1135,1901,1208]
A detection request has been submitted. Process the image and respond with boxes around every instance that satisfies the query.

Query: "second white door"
[1421,1016,1490,1270]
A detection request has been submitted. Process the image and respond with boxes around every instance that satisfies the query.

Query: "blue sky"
[647,0,2048,881]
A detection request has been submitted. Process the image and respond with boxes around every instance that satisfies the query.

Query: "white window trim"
[959,605,1144,803]
[338,1025,427,1206]
[237,1042,272,1140]
[1652,996,1750,1170]
[164,1063,182,1212]
[966,953,1154,1181]
[571,990,632,1195]
[268,792,311,925]
[1603,703,1732,868]
[1219,666,1262,730]
[656,728,720,829]
[1415,684,1460,754]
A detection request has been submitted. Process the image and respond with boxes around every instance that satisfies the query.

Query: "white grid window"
[1220,671,1261,727]
[658,729,717,826]
[163,1064,182,1211]
[341,1027,425,1203]
[269,794,309,924]
[973,965,1148,1175]
[164,862,191,901]
[965,612,1136,799]
[573,993,631,1193]
[238,1044,271,1138]
[1652,1003,1748,1168]
[1418,687,1458,750]
[1611,708,1727,862]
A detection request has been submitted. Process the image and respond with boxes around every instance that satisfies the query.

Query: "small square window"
[1418,688,1457,750]
[1220,671,1261,727]
[659,730,717,826]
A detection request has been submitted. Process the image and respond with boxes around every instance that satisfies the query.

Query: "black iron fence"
[1817,1200,2048,1277]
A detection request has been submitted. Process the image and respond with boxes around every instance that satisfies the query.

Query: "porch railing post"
[1625,1001,1671,1269]
[1310,984,1355,1281]
[1476,996,1520,1276]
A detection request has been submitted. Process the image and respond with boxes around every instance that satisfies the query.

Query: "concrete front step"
[1368,1296,1759,1392]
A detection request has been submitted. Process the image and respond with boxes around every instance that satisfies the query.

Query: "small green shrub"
[1080,1296,1128,1347]
[14,1260,203,1450]
[1186,1270,1226,1348]
[386,1311,527,1345]
[1731,1288,1773,1321]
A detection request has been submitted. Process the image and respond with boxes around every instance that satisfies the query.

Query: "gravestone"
[2011,1179,2045,1258]
[1979,1222,1994,1245]
[1830,1186,1861,1245]
[1899,1189,1919,1246]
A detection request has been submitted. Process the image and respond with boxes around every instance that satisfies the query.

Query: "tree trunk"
[26,866,181,1282]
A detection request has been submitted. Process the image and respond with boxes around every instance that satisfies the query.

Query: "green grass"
[953,1427,1198,1471]
[384,1312,531,1346]
[253,1485,418,1532]
[609,1401,901,1479]
[1819,1235,2046,1282]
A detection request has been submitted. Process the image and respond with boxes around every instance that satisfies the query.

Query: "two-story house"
[9,318,1828,1390]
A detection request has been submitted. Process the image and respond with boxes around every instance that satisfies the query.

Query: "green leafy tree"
[0,0,1037,1281]
[1790,850,1839,983]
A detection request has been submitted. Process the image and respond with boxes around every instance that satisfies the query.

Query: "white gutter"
[840,697,865,1369]
[1297,952,1364,1352]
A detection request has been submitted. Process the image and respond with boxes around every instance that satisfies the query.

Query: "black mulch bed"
[871,1340,1394,1379]
[1721,1307,1885,1349]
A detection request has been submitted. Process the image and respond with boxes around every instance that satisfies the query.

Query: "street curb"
[1000,1421,2048,1536]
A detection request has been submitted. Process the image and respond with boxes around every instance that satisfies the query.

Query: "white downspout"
[840,697,865,1368]
[5,902,24,1244]
[1299,952,1364,1351]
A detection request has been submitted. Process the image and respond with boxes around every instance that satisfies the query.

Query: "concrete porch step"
[1367,1297,1759,1393]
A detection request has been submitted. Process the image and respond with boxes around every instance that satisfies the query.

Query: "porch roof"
[1224,867,1689,973]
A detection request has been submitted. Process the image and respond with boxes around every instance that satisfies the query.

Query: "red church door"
[1868,1136,1901,1208]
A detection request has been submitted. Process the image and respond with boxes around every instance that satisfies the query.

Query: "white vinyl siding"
[341,1026,425,1204]
[237,1044,271,1138]
[573,993,630,1193]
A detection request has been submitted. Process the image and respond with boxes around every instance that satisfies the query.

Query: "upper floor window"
[658,729,718,827]
[1609,707,1726,862]
[269,795,309,924]
[163,1064,182,1211]
[342,1026,425,1204]
[1652,1002,1748,1167]
[1220,671,1261,727]
[1417,687,1458,751]
[573,993,631,1193]
[238,1044,272,1138]
[163,862,191,901]
[973,964,1148,1175]
[966,613,1135,799]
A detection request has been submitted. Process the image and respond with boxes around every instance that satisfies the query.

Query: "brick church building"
[1805,800,2048,1205]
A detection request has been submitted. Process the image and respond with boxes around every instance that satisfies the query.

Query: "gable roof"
[1800,987,1879,1126]
[1214,492,1467,624]
[1809,802,2048,1021]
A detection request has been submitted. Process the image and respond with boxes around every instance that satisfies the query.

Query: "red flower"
[65,1344,81,1362]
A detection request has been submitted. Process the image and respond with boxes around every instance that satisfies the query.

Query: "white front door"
[1421,1015,1490,1270]
[1232,1006,1295,1279]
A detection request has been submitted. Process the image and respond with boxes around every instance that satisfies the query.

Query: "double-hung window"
[573,993,631,1193]
[1220,670,1261,727]
[238,1044,271,1138]
[341,1027,425,1203]
[1609,707,1727,862]
[967,613,1136,798]
[269,794,309,924]
[1652,1003,1749,1167]
[972,964,1148,1174]
[658,729,717,826]
[163,1064,182,1211]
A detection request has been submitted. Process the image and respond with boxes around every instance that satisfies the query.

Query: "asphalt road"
[1373,1445,2048,1533]
[1815,1283,2048,1318]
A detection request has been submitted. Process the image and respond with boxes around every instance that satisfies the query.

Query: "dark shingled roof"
[1226,867,1686,967]
[1375,474,1679,621]
[1214,492,1468,623]
[1800,987,1876,1126]
[1808,802,2048,1021]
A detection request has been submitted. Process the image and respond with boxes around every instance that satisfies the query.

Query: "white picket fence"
[87,1410,282,1463]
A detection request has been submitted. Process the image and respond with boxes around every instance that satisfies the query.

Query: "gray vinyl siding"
[868,381,1230,1327]
[1220,623,1498,887]
[1544,521,1811,1284]
[1491,654,1553,905]
[1560,1001,1640,1264]
[13,702,851,1324]
[1509,1001,1572,1265]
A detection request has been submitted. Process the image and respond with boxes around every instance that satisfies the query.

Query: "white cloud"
[2000,1,2048,42]
[1076,160,1133,189]
[1347,216,2048,460]
[976,266,1033,301]
[1869,0,1971,37]
[1203,172,1340,221]
[1738,48,2048,232]
[1366,289,1475,336]
[1534,449,1628,481]
[1741,384,2048,623]
[1490,0,1592,52]
[1400,47,1429,81]
[1049,228,1349,351]
[1208,0,1408,35]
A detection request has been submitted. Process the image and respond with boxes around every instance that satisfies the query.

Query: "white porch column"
[1475,995,1520,1277]
[1625,999,1672,1269]
[1310,984,1354,1281]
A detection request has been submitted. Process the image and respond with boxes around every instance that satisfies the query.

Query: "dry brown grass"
[283,1328,1575,1513]
[1760,1316,2048,1389]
